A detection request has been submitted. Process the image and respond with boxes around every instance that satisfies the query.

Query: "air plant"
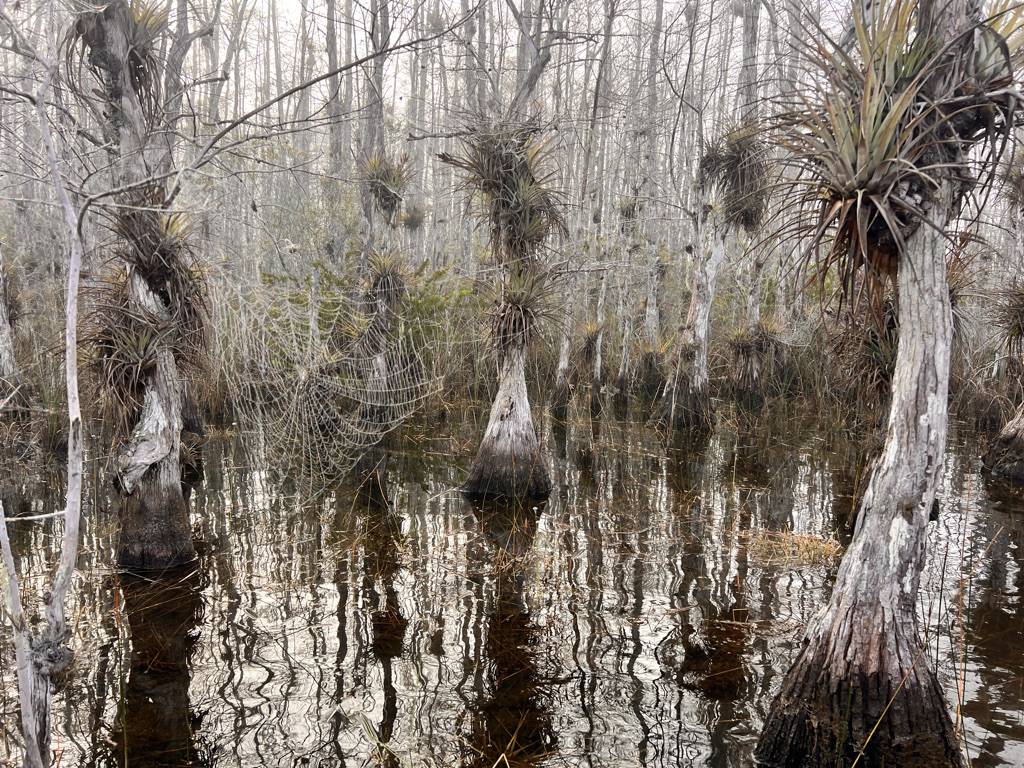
[111,202,209,372]
[361,153,411,225]
[84,268,168,439]
[365,248,408,313]
[699,123,770,232]
[946,237,978,343]
[778,0,1024,325]
[993,283,1024,359]
[439,120,567,271]
[86,193,209,440]
[402,204,426,231]
[490,269,553,362]
[68,0,169,120]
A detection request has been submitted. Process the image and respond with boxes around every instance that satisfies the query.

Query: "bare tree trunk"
[550,276,577,421]
[463,337,550,500]
[591,269,606,414]
[652,218,727,430]
[613,280,633,408]
[0,246,19,397]
[0,49,85,768]
[208,1,250,124]
[756,206,963,767]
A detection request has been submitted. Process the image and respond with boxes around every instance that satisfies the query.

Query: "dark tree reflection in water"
[2,413,1024,766]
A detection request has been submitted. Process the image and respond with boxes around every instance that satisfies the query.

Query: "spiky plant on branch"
[439,120,566,274]
[757,0,1024,765]
[360,153,411,228]
[698,124,770,233]
[440,119,565,501]
[68,0,169,127]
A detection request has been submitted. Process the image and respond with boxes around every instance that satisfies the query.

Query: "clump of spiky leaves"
[365,248,408,313]
[699,123,770,232]
[780,0,1023,326]
[402,204,426,231]
[361,153,411,225]
[579,322,601,382]
[993,283,1024,359]
[111,204,209,371]
[490,270,553,363]
[618,192,644,234]
[946,238,978,343]
[85,195,209,440]
[728,322,783,395]
[439,119,567,270]
[68,0,169,122]
[84,268,167,439]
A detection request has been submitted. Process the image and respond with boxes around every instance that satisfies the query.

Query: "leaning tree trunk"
[652,220,727,431]
[756,207,963,767]
[463,334,550,501]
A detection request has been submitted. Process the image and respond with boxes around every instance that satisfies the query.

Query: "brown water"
[3,406,1024,767]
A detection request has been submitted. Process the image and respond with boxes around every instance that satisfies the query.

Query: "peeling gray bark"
[113,273,195,569]
[464,344,550,500]
[756,204,963,767]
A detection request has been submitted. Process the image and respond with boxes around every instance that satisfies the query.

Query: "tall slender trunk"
[551,276,577,421]
[0,247,19,396]
[652,217,727,430]
[207,1,249,124]
[591,269,607,414]
[614,277,633,407]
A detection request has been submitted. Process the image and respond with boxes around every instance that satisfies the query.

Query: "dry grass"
[749,530,843,568]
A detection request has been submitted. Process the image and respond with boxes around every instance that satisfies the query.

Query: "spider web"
[215,271,440,493]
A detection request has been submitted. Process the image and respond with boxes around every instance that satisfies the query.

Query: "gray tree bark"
[652,215,727,430]
[756,200,962,768]
[463,337,550,500]
[0,246,19,398]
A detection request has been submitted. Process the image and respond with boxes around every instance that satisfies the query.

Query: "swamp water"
[2,408,1024,767]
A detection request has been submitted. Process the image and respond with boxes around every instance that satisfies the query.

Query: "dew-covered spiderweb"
[214,260,443,494]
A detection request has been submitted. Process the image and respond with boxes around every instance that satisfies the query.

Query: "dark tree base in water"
[756,641,964,768]
[466,346,550,502]
[118,471,196,571]
[650,382,714,432]
[462,450,550,502]
[983,404,1024,482]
